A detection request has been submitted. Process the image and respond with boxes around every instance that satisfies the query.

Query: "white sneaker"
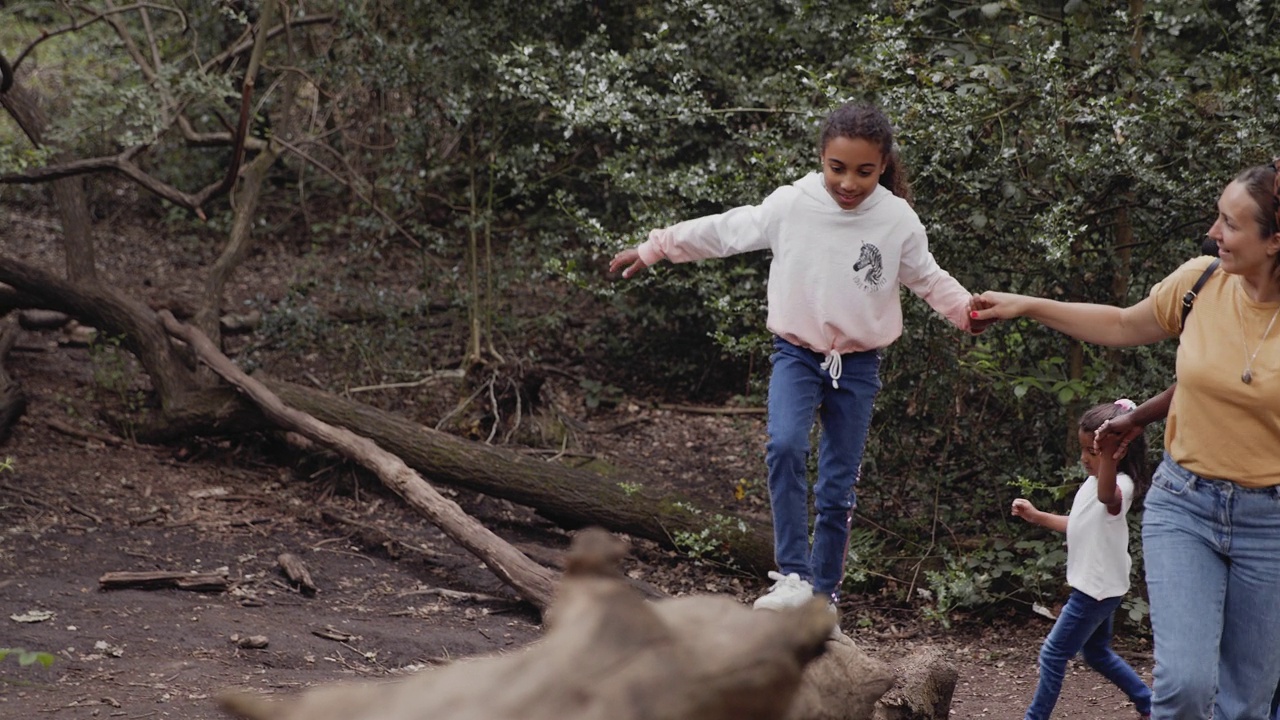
[752,571,814,610]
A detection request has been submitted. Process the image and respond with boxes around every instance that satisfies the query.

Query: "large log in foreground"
[219,528,894,720]
[261,377,777,576]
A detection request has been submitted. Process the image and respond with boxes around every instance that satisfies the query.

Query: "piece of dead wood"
[312,626,360,643]
[17,308,70,330]
[11,342,47,353]
[160,311,558,613]
[99,570,231,592]
[46,418,126,447]
[277,552,318,594]
[871,646,958,720]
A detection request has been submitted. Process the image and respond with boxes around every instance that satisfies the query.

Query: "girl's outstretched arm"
[1011,498,1068,533]
[971,294,1170,347]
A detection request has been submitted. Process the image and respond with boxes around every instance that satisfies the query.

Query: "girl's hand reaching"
[609,247,649,279]
[1011,498,1037,521]
[970,291,1036,323]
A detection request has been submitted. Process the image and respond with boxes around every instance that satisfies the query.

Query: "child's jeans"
[1024,589,1151,720]
[1143,454,1280,720]
[764,337,880,599]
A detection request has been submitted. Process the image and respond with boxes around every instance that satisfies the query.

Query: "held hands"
[609,247,649,279]
[967,295,998,334]
[969,291,1034,324]
[1093,416,1138,461]
[1010,498,1036,522]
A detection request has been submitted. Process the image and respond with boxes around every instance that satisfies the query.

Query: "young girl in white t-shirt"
[1010,399,1153,720]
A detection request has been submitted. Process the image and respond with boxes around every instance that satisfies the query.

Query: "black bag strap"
[1180,258,1221,330]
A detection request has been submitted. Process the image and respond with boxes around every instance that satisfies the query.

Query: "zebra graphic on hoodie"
[852,243,885,291]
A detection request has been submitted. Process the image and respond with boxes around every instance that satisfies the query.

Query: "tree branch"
[200,15,336,73]
[10,3,188,73]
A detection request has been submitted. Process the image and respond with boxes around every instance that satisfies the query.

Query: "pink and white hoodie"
[636,172,974,360]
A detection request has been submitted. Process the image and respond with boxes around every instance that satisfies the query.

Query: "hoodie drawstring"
[820,350,842,389]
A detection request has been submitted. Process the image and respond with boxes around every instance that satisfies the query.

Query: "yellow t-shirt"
[1149,255,1280,487]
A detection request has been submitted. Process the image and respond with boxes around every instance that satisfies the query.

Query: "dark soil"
[0,205,1152,719]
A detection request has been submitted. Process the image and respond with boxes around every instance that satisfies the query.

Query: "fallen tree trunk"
[259,377,777,576]
[161,311,559,612]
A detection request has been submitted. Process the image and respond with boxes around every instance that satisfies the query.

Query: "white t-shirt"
[1064,473,1135,601]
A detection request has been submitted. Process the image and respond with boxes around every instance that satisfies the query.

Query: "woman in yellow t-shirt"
[972,159,1280,720]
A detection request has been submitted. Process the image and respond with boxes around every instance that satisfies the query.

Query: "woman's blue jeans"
[1143,454,1280,720]
[765,337,880,599]
[1023,589,1152,720]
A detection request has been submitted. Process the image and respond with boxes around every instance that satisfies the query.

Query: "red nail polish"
[970,311,979,319]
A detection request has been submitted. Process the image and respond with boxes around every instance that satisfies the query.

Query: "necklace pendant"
[1243,370,1253,384]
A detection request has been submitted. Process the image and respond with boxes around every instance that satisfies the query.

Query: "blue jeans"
[1143,454,1280,720]
[1024,589,1152,720]
[765,337,880,599]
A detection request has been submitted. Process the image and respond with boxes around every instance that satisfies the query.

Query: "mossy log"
[259,378,777,576]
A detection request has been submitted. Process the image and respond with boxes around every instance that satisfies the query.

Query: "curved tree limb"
[0,255,199,405]
[159,310,559,612]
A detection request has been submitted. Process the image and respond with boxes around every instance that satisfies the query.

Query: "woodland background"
[2,0,1280,643]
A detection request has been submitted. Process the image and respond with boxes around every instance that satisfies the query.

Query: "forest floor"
[0,203,1153,719]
